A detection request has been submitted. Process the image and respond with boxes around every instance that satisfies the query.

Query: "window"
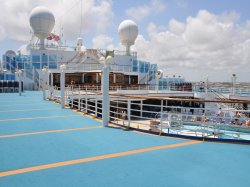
[32,63,41,69]
[132,60,138,72]
[41,55,48,63]
[49,55,57,62]
[49,62,57,69]
[32,55,40,63]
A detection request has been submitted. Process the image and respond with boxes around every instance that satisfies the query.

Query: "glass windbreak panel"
[6,63,11,71]
[25,63,32,69]
[6,56,10,62]
[132,60,138,72]
[18,62,24,69]
[49,62,57,69]
[11,61,17,69]
[32,55,40,63]
[149,70,156,81]
[41,55,48,63]
[16,56,21,62]
[23,55,31,62]
[41,63,48,68]
[139,61,145,73]
[150,64,157,70]
[145,63,149,73]
[32,63,41,69]
[49,55,57,62]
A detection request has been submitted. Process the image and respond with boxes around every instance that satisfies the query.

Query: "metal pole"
[18,73,21,96]
[42,68,48,100]
[102,64,109,127]
[3,70,7,81]
[60,70,65,108]
[140,100,143,117]
[127,99,131,128]
[78,86,81,111]
[43,76,46,100]
[95,93,98,117]
[156,77,159,93]
[85,89,88,113]
[160,100,163,134]
[205,76,208,94]
[50,72,53,86]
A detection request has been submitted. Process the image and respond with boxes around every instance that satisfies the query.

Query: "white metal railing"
[65,63,132,73]
[46,85,250,141]
[193,84,250,96]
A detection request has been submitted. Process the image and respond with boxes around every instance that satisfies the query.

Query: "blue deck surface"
[0,91,250,187]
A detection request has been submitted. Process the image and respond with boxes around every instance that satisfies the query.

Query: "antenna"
[80,0,83,37]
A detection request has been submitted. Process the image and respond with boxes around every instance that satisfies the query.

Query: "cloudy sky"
[0,0,250,82]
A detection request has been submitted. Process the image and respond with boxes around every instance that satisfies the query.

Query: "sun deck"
[0,91,250,187]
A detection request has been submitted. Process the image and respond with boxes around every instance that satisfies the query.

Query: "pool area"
[1,91,250,187]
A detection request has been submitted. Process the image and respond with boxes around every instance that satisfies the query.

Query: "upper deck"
[0,91,250,187]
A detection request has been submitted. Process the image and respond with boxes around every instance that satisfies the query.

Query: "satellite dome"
[29,6,55,49]
[118,20,138,46]
[118,20,138,55]
[5,50,16,57]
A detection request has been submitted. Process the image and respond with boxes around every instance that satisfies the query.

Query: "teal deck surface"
[0,91,250,187]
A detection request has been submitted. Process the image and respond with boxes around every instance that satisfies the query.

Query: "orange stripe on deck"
[0,108,61,113]
[0,114,80,122]
[0,126,102,138]
[0,103,51,107]
[0,141,202,177]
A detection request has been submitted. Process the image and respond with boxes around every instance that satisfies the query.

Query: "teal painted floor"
[0,91,250,187]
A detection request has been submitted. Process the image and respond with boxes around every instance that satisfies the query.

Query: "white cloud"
[92,34,113,49]
[125,0,166,22]
[175,0,188,8]
[168,19,186,35]
[0,0,114,42]
[134,10,250,81]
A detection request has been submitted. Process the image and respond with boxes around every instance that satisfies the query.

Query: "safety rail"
[46,85,250,142]
[61,84,193,92]
[65,63,132,73]
[193,84,250,96]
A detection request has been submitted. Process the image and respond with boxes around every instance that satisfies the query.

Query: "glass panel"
[18,63,24,69]
[32,63,41,69]
[41,55,48,63]
[132,60,138,72]
[49,55,57,62]
[41,63,48,68]
[32,55,40,63]
[49,62,57,69]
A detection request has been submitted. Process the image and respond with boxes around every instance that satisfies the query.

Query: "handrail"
[46,85,250,141]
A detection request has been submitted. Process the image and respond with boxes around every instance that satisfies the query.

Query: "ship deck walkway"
[0,91,250,187]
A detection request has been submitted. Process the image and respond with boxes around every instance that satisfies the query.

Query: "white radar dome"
[29,6,55,49]
[118,20,138,55]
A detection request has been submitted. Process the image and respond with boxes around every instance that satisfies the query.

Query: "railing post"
[78,86,81,111]
[59,65,66,108]
[95,92,98,117]
[100,56,113,127]
[85,90,88,113]
[71,97,74,108]
[102,64,110,126]
[160,100,163,134]
[78,97,81,111]
[140,100,143,118]
[127,99,131,128]
[60,71,65,108]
